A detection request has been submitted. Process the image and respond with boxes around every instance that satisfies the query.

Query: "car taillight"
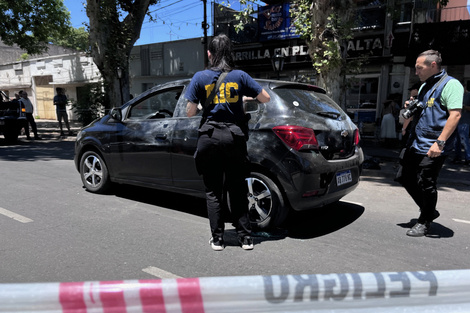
[354,129,360,145]
[21,108,26,112]
[273,125,318,151]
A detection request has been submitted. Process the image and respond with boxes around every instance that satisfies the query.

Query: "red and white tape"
[1,269,470,312]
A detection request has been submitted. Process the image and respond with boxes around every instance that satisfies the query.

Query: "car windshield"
[273,87,346,120]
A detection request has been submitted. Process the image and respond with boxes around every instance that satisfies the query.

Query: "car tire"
[80,151,110,193]
[3,127,19,143]
[245,172,288,230]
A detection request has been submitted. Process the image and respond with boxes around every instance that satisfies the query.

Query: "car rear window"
[273,87,346,120]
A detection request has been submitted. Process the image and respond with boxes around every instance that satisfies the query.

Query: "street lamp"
[271,54,285,80]
[117,66,123,105]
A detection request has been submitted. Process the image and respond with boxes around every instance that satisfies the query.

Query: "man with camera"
[398,50,463,237]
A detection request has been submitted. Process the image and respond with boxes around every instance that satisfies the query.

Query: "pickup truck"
[0,91,27,143]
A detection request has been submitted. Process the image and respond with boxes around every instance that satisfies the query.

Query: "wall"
[0,53,100,120]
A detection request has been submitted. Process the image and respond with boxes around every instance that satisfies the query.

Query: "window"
[127,87,183,120]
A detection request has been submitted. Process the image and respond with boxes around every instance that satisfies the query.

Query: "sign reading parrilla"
[234,45,309,61]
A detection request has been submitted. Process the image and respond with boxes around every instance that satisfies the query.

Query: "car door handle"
[155,133,167,140]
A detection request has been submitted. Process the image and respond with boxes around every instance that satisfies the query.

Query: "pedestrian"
[397,50,462,237]
[454,81,470,165]
[19,90,40,140]
[185,34,270,251]
[380,99,397,147]
[53,87,73,136]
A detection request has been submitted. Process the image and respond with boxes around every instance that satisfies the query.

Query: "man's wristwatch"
[436,139,446,149]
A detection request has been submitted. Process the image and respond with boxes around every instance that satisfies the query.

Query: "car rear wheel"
[80,151,110,193]
[246,172,288,230]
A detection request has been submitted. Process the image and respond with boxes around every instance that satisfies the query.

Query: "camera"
[402,99,425,119]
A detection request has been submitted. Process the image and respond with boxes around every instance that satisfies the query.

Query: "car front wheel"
[80,151,110,193]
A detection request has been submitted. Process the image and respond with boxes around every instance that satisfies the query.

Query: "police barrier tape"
[1,269,470,312]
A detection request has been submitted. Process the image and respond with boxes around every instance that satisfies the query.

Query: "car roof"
[145,78,327,95]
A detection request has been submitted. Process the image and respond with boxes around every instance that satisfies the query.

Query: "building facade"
[0,52,100,120]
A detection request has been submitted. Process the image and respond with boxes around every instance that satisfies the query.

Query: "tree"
[53,27,90,52]
[86,0,159,109]
[0,0,71,55]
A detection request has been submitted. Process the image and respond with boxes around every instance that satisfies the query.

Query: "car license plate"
[336,170,352,186]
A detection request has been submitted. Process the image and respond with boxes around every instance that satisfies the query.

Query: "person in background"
[454,81,470,165]
[185,34,270,251]
[380,99,397,147]
[19,90,40,140]
[53,87,73,136]
[398,50,462,237]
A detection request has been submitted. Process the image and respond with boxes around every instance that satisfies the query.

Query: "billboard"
[258,3,299,41]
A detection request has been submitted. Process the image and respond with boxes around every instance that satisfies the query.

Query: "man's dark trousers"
[400,148,446,223]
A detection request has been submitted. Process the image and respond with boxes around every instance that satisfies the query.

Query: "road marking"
[142,266,182,279]
[341,200,363,206]
[453,218,470,225]
[0,207,33,223]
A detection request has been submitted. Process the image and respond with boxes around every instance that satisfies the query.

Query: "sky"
[63,0,247,47]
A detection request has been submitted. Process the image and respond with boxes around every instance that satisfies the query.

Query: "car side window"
[127,87,184,120]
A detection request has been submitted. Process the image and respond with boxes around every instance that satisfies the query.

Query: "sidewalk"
[31,119,83,142]
[360,138,470,187]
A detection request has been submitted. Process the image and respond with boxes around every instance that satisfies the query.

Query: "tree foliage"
[53,27,90,52]
[0,0,71,55]
[86,0,159,109]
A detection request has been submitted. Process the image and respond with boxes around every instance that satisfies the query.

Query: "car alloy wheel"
[80,151,110,193]
[246,172,287,230]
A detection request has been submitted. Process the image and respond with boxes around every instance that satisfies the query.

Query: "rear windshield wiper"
[316,111,341,119]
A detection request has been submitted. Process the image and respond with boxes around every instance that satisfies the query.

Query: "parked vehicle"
[0,91,26,143]
[74,79,364,230]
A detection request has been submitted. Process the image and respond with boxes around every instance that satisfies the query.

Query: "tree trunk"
[86,0,153,110]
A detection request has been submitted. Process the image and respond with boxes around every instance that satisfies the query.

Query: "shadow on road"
[87,184,365,243]
[284,201,365,239]
[112,184,208,219]
[0,139,76,161]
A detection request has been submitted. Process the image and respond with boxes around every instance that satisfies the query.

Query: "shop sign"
[258,3,299,41]
[234,45,309,61]
[346,36,383,57]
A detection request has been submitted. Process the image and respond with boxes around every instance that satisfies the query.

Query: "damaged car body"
[74,79,364,230]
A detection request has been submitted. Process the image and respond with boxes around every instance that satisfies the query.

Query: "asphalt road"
[1,138,469,284]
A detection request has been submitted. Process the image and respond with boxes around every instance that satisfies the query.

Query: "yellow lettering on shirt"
[205,82,239,104]
[427,98,435,107]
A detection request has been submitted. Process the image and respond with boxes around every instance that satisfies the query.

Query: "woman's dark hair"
[208,34,235,71]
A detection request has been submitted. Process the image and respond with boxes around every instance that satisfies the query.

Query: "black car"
[74,79,364,230]
[0,91,27,143]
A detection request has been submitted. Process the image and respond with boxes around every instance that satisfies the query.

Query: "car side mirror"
[110,108,122,121]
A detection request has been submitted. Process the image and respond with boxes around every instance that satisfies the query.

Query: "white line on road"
[0,207,33,223]
[142,266,182,279]
[453,218,470,225]
[341,200,363,206]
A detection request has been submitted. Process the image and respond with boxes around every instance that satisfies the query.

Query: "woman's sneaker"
[209,237,224,251]
[238,236,254,250]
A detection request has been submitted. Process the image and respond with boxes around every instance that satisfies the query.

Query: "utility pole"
[202,0,209,68]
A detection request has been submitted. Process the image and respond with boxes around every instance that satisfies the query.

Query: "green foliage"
[71,83,108,126]
[19,53,29,61]
[52,27,90,52]
[0,0,71,55]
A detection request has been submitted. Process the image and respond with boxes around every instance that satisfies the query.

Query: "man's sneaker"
[238,236,254,250]
[406,222,429,237]
[209,237,224,251]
